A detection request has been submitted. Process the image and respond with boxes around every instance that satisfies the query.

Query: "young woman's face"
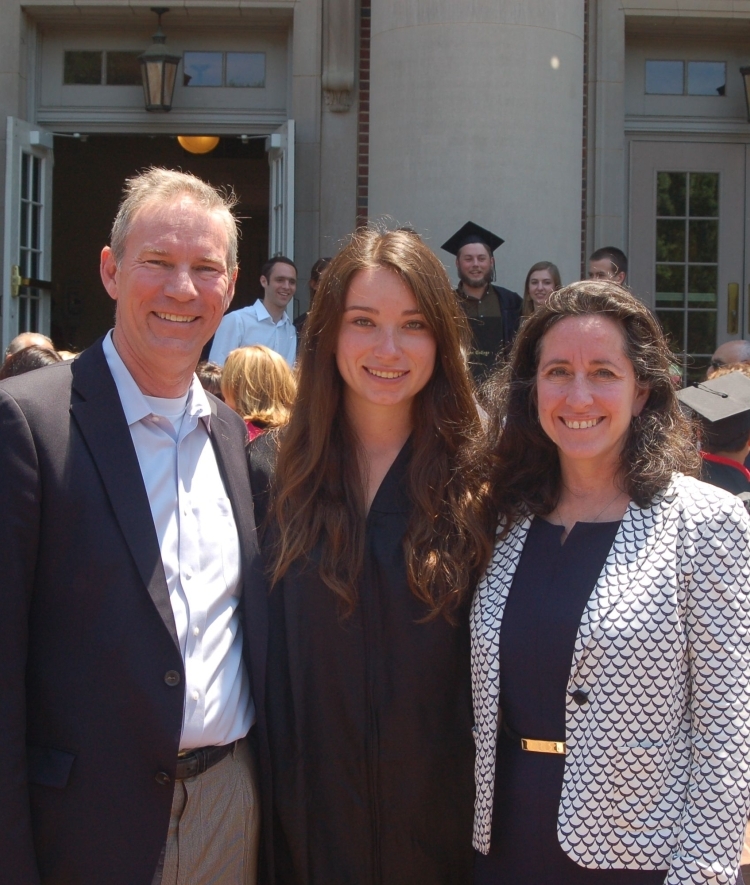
[535,315,649,476]
[528,269,557,309]
[336,266,437,418]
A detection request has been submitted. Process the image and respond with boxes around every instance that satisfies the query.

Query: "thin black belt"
[175,741,235,780]
[503,721,566,755]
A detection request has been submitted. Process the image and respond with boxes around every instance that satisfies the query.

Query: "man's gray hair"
[109,167,240,273]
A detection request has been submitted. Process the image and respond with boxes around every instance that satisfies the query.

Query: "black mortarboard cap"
[677,372,750,451]
[441,221,504,256]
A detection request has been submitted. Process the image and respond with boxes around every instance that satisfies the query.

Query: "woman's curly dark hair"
[482,280,700,532]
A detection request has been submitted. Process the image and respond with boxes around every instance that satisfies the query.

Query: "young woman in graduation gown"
[248,228,493,885]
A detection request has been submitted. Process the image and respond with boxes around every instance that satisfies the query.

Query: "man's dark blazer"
[0,339,269,884]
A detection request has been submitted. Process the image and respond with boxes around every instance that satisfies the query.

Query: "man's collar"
[253,299,289,325]
[102,331,211,428]
[457,282,493,302]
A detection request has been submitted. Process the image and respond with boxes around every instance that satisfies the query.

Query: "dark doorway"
[51,134,269,351]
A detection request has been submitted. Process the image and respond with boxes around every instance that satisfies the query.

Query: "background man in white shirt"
[0,169,269,885]
[210,256,298,366]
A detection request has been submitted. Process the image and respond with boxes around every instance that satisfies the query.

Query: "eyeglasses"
[709,359,725,370]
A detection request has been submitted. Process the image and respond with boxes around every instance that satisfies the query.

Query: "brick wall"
[356,0,371,226]
[580,0,590,276]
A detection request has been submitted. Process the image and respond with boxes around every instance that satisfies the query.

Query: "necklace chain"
[552,487,625,525]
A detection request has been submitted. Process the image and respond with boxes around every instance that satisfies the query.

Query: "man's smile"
[154,312,198,323]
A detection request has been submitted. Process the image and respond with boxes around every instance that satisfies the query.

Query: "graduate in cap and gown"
[442,222,522,380]
[677,371,750,508]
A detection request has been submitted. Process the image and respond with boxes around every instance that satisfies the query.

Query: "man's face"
[100,195,236,376]
[588,258,625,285]
[456,244,494,289]
[261,262,297,314]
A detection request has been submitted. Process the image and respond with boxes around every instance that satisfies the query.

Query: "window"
[655,171,719,382]
[18,154,44,334]
[183,52,223,86]
[64,48,267,89]
[645,60,726,96]
[183,51,266,87]
[64,51,102,85]
[645,60,683,95]
[106,52,142,86]
[226,53,266,88]
[687,62,726,96]
[63,50,142,86]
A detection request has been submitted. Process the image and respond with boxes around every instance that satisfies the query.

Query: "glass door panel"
[2,118,54,354]
[629,142,745,383]
[653,170,719,381]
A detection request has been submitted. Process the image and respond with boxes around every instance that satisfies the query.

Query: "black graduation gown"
[701,453,750,497]
[458,285,522,380]
[249,439,475,885]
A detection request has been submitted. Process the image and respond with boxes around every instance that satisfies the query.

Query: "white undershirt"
[103,332,254,749]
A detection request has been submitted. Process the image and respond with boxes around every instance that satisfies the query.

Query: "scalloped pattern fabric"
[471,475,750,884]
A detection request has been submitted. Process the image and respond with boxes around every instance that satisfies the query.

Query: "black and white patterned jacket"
[471,474,750,884]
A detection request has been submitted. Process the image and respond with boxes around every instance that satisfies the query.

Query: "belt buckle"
[521,738,566,755]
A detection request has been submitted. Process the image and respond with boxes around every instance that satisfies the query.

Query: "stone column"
[586,0,626,257]
[290,0,323,293]
[368,1,585,291]
[319,0,359,261]
[322,0,356,111]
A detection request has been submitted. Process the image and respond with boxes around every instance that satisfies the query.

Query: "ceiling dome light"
[177,136,220,154]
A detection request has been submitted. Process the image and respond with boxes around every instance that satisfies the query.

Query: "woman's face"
[528,269,557,309]
[336,266,437,420]
[535,315,649,475]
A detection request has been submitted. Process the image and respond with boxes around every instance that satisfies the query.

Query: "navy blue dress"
[474,517,668,884]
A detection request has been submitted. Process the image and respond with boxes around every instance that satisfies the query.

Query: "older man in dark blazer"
[0,169,268,884]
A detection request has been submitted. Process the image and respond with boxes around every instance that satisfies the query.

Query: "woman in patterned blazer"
[472,280,750,885]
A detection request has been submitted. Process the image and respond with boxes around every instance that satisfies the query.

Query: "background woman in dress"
[521,260,561,317]
[221,344,296,440]
[473,280,750,884]
[249,227,492,884]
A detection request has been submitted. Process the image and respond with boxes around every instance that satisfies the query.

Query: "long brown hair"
[268,226,493,619]
[484,280,700,532]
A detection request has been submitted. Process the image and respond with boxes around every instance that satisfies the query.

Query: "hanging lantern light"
[139,7,181,112]
[741,67,750,122]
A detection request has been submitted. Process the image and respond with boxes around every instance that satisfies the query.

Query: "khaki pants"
[152,738,260,885]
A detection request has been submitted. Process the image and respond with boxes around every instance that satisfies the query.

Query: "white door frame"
[2,118,55,355]
[266,119,295,319]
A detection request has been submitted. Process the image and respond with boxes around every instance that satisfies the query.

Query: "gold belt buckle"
[521,738,566,755]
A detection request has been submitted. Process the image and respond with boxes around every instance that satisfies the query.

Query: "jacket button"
[164,670,181,687]
[155,771,171,787]
[571,689,589,706]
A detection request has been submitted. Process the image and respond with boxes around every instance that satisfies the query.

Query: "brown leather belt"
[503,721,566,755]
[175,742,234,780]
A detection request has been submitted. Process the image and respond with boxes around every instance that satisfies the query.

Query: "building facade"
[0,0,748,379]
